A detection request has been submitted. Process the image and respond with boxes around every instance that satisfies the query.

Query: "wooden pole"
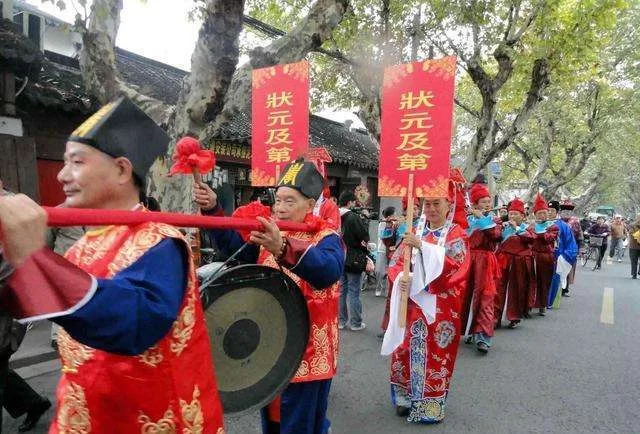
[191,168,203,266]
[398,174,415,328]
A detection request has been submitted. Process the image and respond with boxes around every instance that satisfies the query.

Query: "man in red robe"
[462,182,502,353]
[495,198,535,329]
[0,97,225,433]
[382,180,470,424]
[530,194,558,316]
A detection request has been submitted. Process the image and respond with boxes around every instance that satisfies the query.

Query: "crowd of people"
[0,95,638,433]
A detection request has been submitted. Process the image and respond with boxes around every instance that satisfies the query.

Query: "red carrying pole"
[43,207,314,232]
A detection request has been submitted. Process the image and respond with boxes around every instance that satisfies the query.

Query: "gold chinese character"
[266,128,293,145]
[267,147,293,163]
[267,110,293,127]
[279,162,304,185]
[266,92,294,108]
[399,90,435,110]
[400,112,433,130]
[397,132,431,151]
[398,153,431,171]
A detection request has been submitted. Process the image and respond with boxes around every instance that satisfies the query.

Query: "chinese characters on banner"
[378,56,456,197]
[251,61,310,186]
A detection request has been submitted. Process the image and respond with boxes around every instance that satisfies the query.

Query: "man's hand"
[0,194,47,267]
[509,220,518,229]
[399,276,411,293]
[402,233,421,249]
[194,182,216,211]
[472,209,484,218]
[250,216,284,257]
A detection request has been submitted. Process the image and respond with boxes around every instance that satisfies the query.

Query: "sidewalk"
[9,321,58,371]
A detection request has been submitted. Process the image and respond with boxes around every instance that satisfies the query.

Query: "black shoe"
[538,308,546,316]
[562,291,570,297]
[507,321,519,329]
[377,331,385,340]
[396,406,410,417]
[632,276,637,280]
[477,342,489,354]
[19,398,51,432]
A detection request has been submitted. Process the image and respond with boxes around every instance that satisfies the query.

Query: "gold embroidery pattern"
[58,329,95,374]
[107,226,164,277]
[68,226,126,267]
[138,345,164,368]
[170,287,197,356]
[309,324,330,376]
[179,386,204,434]
[294,360,310,378]
[138,408,177,434]
[57,382,91,433]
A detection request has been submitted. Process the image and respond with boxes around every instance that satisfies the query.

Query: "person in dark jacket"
[585,216,610,269]
[338,191,370,331]
[1,181,52,432]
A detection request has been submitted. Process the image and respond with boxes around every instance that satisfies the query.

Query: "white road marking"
[600,287,614,325]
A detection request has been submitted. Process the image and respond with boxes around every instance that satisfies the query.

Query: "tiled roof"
[18,48,379,169]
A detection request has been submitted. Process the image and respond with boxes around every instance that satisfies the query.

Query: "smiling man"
[0,97,225,433]
[201,159,345,434]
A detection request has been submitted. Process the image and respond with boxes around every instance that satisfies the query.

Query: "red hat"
[468,183,491,204]
[532,193,548,213]
[508,198,525,214]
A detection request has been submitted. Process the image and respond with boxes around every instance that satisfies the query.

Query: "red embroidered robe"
[387,224,470,423]
[51,222,224,434]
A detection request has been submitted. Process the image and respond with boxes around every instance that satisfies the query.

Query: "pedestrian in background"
[628,214,640,279]
[374,206,397,297]
[609,215,627,263]
[338,191,370,331]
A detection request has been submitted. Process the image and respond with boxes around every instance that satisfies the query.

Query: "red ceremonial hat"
[508,197,525,214]
[468,183,490,204]
[532,193,548,213]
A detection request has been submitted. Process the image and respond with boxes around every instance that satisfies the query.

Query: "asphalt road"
[4,256,640,433]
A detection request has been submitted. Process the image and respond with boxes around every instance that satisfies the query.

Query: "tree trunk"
[202,0,350,140]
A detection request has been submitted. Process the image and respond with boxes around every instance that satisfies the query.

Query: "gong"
[200,264,309,414]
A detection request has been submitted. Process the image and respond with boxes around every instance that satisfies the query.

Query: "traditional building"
[2,0,379,212]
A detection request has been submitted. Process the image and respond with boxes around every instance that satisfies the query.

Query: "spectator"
[0,180,52,432]
[338,191,370,331]
[609,215,627,262]
[374,206,398,297]
[629,214,640,279]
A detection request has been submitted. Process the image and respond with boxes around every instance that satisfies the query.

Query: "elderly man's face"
[57,141,125,208]
[273,186,315,222]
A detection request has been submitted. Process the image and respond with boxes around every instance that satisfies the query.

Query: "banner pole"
[398,173,414,328]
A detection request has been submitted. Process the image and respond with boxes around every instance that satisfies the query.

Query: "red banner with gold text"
[378,56,456,197]
[251,61,309,186]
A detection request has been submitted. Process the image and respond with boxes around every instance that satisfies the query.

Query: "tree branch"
[478,57,550,168]
[454,98,479,118]
[203,0,350,138]
[171,0,246,137]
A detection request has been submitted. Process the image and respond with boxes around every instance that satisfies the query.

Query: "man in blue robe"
[547,201,578,308]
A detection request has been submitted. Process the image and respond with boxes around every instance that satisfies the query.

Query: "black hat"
[68,97,169,183]
[548,200,560,211]
[276,158,323,199]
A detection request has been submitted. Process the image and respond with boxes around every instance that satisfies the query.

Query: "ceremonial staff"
[41,206,314,232]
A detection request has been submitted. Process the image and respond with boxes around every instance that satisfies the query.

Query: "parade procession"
[1,0,639,433]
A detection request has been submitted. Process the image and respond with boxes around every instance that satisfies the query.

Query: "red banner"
[251,61,310,186]
[378,56,456,197]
